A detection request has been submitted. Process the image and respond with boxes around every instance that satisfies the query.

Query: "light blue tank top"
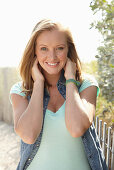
[27,101,91,170]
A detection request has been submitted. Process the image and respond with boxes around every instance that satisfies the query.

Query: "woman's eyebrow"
[56,44,66,46]
[38,44,48,47]
[38,43,67,47]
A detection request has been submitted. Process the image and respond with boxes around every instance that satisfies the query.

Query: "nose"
[48,49,57,59]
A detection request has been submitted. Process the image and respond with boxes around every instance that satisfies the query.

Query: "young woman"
[10,19,107,170]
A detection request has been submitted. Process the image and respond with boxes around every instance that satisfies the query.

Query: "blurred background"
[0,0,113,169]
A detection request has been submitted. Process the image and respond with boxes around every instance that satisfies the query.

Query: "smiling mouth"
[46,62,59,66]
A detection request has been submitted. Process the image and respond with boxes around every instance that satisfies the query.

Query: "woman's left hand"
[64,58,77,80]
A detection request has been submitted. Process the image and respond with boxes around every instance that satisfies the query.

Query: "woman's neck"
[43,71,61,88]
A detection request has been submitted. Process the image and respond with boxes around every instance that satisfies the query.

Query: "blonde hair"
[19,19,82,98]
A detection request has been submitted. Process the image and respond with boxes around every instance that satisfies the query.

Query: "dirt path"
[0,121,20,170]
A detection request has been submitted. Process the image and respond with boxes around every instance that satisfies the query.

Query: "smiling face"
[35,29,68,77]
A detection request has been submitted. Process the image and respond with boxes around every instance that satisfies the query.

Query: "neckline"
[46,101,66,114]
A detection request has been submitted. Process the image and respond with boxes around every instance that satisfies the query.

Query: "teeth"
[47,63,58,66]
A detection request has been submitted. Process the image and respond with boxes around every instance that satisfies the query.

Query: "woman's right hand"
[32,58,45,82]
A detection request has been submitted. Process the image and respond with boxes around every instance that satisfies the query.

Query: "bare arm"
[64,58,97,137]
[11,58,45,144]
[65,84,97,137]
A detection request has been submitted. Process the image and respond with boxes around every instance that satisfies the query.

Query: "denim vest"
[16,70,107,170]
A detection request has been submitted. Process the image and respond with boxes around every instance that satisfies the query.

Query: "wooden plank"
[102,122,107,157]
[111,132,114,170]
[106,127,111,169]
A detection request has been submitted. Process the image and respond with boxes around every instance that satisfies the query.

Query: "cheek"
[59,55,67,67]
[37,54,44,62]
[60,51,68,61]
[36,56,44,68]
[37,59,45,70]
[63,57,67,66]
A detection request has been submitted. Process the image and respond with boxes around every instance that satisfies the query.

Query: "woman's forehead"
[36,29,67,45]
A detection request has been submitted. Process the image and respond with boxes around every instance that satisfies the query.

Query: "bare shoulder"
[79,73,99,102]
[80,86,97,102]
[11,93,28,107]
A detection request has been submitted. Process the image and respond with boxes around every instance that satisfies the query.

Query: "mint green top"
[9,74,99,170]
[27,101,91,170]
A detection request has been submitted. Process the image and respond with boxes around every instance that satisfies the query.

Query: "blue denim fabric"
[16,70,107,170]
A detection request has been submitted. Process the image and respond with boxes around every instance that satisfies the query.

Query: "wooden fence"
[94,116,114,170]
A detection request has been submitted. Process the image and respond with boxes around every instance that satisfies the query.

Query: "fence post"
[111,132,114,170]
[99,120,102,145]
[96,116,99,135]
[95,116,114,169]
[106,127,111,169]
[102,122,107,157]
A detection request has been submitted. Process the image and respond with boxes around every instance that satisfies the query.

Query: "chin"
[43,68,62,76]
[47,70,61,75]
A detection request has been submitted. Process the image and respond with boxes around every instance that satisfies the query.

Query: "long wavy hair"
[19,19,83,98]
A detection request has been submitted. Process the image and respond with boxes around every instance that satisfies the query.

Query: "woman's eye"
[57,47,64,50]
[41,47,47,51]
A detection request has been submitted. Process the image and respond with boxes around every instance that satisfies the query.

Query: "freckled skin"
[35,29,68,77]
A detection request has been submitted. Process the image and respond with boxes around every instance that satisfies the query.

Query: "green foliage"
[90,0,114,102]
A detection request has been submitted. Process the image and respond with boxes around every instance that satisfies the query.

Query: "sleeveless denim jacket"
[16,70,108,170]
